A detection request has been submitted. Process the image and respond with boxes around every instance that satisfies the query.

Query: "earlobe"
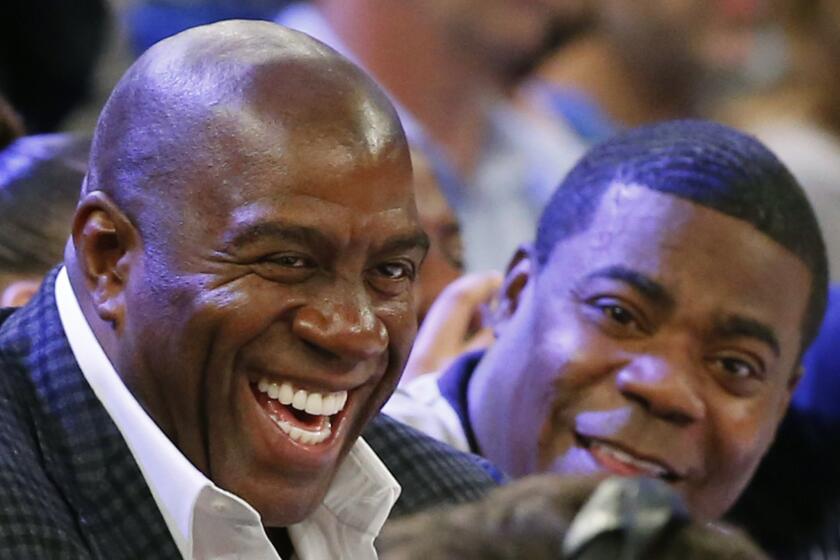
[492,244,534,334]
[72,191,140,327]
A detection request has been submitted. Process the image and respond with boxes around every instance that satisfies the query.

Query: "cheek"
[691,399,781,517]
[529,315,628,470]
[378,300,418,368]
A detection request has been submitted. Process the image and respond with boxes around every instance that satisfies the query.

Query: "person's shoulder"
[364,413,507,519]
[0,355,89,557]
[383,373,473,453]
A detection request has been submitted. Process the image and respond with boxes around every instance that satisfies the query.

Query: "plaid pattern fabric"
[364,414,506,519]
[0,270,180,559]
[0,270,504,558]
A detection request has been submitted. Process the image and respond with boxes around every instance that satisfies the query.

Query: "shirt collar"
[54,267,400,559]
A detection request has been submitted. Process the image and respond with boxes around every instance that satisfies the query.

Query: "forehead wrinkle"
[222,222,337,253]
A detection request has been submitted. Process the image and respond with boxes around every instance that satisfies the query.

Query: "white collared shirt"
[382,374,469,454]
[55,268,400,560]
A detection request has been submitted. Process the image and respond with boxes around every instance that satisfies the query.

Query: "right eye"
[269,254,312,268]
[585,296,648,336]
[253,253,317,281]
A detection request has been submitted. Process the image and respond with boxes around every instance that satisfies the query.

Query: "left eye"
[376,262,414,280]
[715,356,758,380]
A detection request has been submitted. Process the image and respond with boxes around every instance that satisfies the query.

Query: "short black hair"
[535,119,828,351]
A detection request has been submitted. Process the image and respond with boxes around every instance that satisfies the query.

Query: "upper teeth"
[591,441,670,478]
[257,378,348,416]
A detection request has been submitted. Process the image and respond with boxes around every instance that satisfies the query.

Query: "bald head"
[67,20,422,527]
[85,20,407,243]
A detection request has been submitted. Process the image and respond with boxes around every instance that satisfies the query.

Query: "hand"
[402,271,503,383]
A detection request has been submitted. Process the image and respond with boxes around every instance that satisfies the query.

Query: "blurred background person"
[277,0,585,272]
[379,475,768,560]
[410,143,465,323]
[0,134,88,306]
[719,0,840,283]
[407,138,500,381]
[518,0,773,146]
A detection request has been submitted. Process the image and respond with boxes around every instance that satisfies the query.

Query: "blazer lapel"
[4,269,181,559]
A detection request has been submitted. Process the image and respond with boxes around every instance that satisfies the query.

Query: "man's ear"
[492,243,535,335]
[71,191,141,327]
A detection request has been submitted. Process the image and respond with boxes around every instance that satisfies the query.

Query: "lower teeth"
[269,414,332,445]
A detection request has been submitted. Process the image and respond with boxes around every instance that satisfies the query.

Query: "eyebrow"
[375,231,430,257]
[712,314,781,358]
[584,265,675,309]
[223,222,336,252]
[223,221,429,257]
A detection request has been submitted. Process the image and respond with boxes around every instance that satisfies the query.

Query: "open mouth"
[253,378,348,446]
[575,432,682,482]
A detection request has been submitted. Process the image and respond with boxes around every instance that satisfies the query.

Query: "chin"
[246,476,335,527]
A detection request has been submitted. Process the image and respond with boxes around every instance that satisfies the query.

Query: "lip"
[239,374,357,472]
[246,371,361,395]
[575,432,685,482]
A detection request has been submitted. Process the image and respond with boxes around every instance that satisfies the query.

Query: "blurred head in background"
[412,0,567,78]
[525,0,772,129]
[0,134,88,306]
[410,144,464,322]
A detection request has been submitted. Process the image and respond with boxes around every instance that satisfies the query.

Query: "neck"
[64,251,177,445]
[534,34,694,126]
[267,527,295,558]
[318,0,504,176]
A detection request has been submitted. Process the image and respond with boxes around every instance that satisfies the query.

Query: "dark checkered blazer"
[0,270,503,559]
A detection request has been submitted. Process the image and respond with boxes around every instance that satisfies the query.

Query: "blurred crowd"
[2,1,840,559]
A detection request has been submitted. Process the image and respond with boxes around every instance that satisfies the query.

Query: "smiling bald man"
[0,20,500,559]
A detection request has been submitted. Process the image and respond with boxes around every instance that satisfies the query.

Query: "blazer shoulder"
[364,413,506,518]
[0,359,90,558]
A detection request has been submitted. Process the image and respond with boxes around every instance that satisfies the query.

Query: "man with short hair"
[0,20,499,559]
[385,119,829,520]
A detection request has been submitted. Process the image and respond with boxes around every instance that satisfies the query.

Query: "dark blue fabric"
[0,268,180,559]
[436,349,485,455]
[793,284,840,421]
[125,1,292,55]
[536,83,618,144]
[363,414,505,517]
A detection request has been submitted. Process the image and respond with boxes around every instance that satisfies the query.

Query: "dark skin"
[63,20,427,541]
[469,183,811,520]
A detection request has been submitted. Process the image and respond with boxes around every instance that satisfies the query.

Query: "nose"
[292,291,389,362]
[616,355,706,426]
